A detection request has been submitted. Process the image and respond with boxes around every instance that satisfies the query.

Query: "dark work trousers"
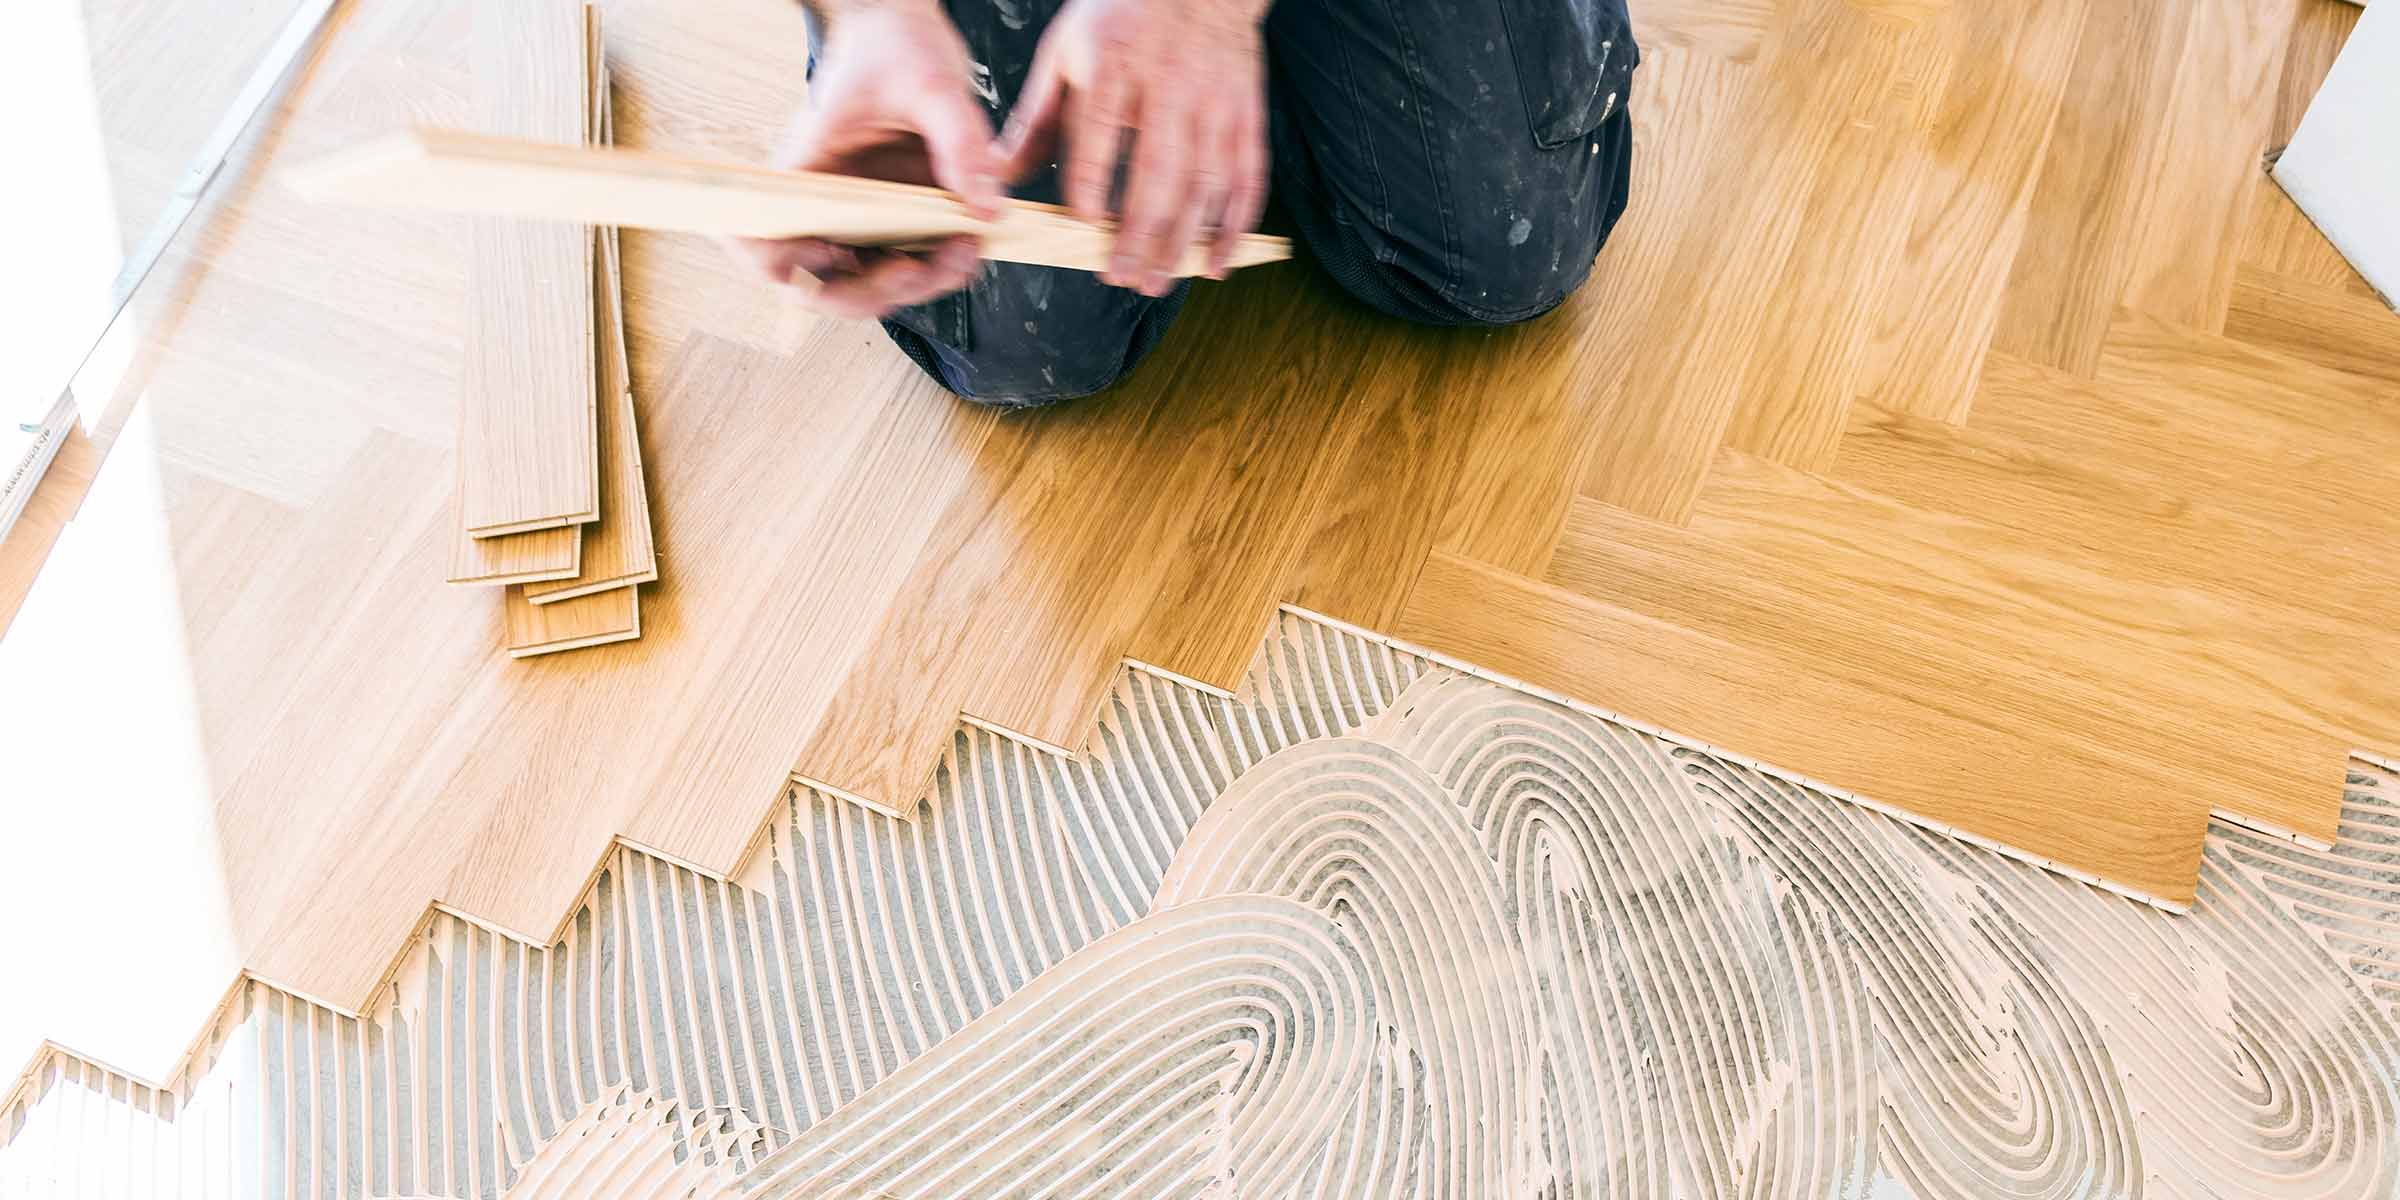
[871,0,1638,407]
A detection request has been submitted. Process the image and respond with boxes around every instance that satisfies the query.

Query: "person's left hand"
[994,0,1271,294]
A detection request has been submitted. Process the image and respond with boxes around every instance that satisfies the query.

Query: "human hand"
[995,0,1270,294]
[733,0,1004,319]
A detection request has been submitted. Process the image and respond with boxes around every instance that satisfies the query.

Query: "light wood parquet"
[0,0,2392,1088]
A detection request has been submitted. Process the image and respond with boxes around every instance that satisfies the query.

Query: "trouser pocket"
[1499,0,1638,147]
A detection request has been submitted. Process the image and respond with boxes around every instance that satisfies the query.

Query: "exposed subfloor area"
[7,614,2400,1197]
[0,0,2394,1116]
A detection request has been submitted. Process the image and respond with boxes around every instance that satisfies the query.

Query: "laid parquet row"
[0,0,2391,1090]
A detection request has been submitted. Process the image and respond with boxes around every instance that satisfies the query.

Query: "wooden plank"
[1856,0,2090,421]
[1551,484,2348,853]
[504,578,638,657]
[1993,0,2292,374]
[1723,7,1950,470]
[1835,400,2400,629]
[1438,45,1750,576]
[1989,0,2190,374]
[1393,549,2209,907]
[523,234,655,601]
[1575,0,1892,522]
[446,519,579,586]
[2222,263,2400,387]
[1671,450,2353,844]
[1118,278,1380,692]
[1630,0,1778,62]
[2111,0,2293,330]
[458,0,597,538]
[287,129,1294,278]
[791,368,1180,809]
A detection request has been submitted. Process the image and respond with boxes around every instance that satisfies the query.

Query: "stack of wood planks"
[446,3,656,657]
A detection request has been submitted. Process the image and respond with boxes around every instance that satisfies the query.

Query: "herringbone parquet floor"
[0,0,2392,1094]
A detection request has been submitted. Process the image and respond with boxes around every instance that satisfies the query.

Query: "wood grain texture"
[6,0,2393,1089]
[1436,44,1751,575]
[1395,550,2209,905]
[1630,0,1779,61]
[458,0,597,538]
[288,130,1295,278]
[1682,450,2350,845]
[1723,6,1948,470]
[2222,263,2400,387]
[2110,0,2294,330]
[1995,0,2296,375]
[1856,0,2089,421]
[447,516,579,586]
[522,227,655,602]
[504,575,638,657]
[1577,0,1903,521]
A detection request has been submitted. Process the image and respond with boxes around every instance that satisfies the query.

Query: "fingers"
[726,236,858,287]
[996,41,1065,183]
[911,92,1004,219]
[809,238,983,319]
[1063,73,1133,224]
[1210,93,1269,279]
[1109,100,1198,296]
[732,236,979,319]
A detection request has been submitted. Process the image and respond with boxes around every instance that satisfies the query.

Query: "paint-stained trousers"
[855,0,1638,406]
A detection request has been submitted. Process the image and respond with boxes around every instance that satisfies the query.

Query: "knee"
[887,269,1190,409]
[1304,116,1633,328]
[1309,194,1612,328]
[940,343,1136,410]
[1437,236,1601,326]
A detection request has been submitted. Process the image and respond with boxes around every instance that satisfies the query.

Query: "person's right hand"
[731,0,1005,320]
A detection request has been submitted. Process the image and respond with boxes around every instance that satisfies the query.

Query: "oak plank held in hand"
[287,130,1294,279]
[458,0,598,538]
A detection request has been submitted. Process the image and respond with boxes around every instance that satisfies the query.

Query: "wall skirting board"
[5,611,2398,1197]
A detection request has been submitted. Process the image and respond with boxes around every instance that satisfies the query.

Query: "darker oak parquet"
[0,0,2393,1092]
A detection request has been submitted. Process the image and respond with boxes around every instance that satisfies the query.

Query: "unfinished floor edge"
[7,617,2400,1196]
[7,600,2365,1124]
